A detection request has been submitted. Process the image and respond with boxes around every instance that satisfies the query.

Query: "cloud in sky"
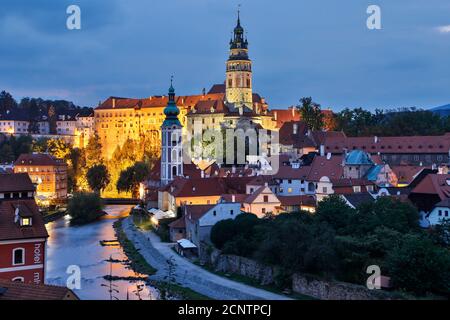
[436,25,450,33]
[0,0,449,111]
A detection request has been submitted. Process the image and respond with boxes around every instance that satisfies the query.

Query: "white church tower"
[160,79,183,186]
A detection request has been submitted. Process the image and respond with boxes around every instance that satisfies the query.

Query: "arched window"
[13,248,25,265]
[172,149,178,162]
[172,166,177,177]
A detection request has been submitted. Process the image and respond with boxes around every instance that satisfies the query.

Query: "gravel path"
[122,217,291,300]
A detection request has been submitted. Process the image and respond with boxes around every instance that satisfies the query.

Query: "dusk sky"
[0,0,449,111]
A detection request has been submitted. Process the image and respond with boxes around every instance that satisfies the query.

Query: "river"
[45,205,160,300]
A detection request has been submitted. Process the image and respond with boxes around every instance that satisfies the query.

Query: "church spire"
[230,7,247,50]
[162,76,181,127]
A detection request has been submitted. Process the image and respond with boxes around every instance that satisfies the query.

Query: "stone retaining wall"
[207,251,397,300]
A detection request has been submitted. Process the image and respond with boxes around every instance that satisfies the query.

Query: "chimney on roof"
[438,164,448,175]
[192,186,196,192]
[201,170,205,178]
[112,98,116,108]
[374,136,378,144]
[320,145,325,157]
[232,194,236,203]
[291,106,295,117]
[232,166,236,174]
[326,153,332,160]
[274,111,278,121]
[293,123,298,135]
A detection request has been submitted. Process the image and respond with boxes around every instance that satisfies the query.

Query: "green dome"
[162,81,181,127]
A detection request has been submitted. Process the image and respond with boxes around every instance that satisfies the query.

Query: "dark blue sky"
[0,0,449,111]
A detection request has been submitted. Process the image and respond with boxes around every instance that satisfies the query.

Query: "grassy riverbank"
[113,219,210,300]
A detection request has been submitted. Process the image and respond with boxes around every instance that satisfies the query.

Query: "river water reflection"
[45,205,159,300]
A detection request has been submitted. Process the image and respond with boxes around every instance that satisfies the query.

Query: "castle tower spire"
[226,9,253,108]
[161,77,183,185]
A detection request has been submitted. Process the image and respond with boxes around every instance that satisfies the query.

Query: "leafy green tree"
[315,195,356,234]
[47,138,71,160]
[386,234,450,295]
[68,192,105,224]
[85,134,103,168]
[116,162,150,197]
[297,97,324,131]
[0,143,14,163]
[87,164,111,193]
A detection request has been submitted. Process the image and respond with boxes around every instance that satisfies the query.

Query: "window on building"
[323,187,328,193]
[20,217,32,227]
[439,210,442,216]
[213,211,217,216]
[288,188,292,193]
[230,210,234,215]
[262,208,266,214]
[13,248,25,265]
[353,186,361,193]
[263,195,269,202]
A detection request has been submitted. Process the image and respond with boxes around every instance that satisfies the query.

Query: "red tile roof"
[307,155,344,182]
[14,153,65,167]
[324,133,450,154]
[270,108,301,128]
[411,174,450,200]
[169,176,253,198]
[279,121,310,147]
[0,173,35,193]
[391,165,427,185]
[278,195,316,207]
[0,200,49,241]
[185,205,216,221]
[220,194,248,203]
[0,279,78,300]
[168,217,186,229]
[273,164,310,180]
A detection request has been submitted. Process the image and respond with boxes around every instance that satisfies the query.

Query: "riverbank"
[113,219,210,300]
[121,216,292,300]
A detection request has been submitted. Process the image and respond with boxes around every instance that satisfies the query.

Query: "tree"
[386,234,450,295]
[0,144,14,163]
[85,134,103,168]
[68,192,105,224]
[315,195,356,234]
[116,162,150,198]
[47,138,71,160]
[297,97,324,131]
[87,164,111,193]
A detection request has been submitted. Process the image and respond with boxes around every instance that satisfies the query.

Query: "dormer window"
[20,217,32,227]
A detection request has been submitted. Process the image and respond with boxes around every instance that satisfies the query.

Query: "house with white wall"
[184,202,242,248]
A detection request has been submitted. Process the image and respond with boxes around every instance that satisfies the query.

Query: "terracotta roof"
[310,130,346,147]
[0,200,49,241]
[279,121,309,146]
[307,155,344,182]
[391,165,427,185]
[0,173,35,193]
[168,217,186,229]
[331,178,375,187]
[270,108,301,128]
[185,205,216,221]
[0,279,78,300]
[220,194,248,203]
[168,176,253,198]
[411,174,450,200]
[14,153,65,167]
[324,133,450,154]
[244,185,278,204]
[278,195,316,207]
[273,164,310,180]
[192,99,227,114]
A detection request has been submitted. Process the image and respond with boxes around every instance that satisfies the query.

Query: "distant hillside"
[431,104,450,116]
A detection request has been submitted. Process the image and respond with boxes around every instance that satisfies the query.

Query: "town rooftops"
[168,217,186,229]
[391,165,426,185]
[0,279,78,300]
[345,150,374,165]
[278,195,316,207]
[307,155,344,182]
[411,174,450,200]
[342,193,375,208]
[14,153,65,167]
[0,199,49,241]
[0,173,35,193]
[324,133,450,154]
[185,204,216,221]
[435,198,450,208]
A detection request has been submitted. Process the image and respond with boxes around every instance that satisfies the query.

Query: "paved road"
[122,217,292,300]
